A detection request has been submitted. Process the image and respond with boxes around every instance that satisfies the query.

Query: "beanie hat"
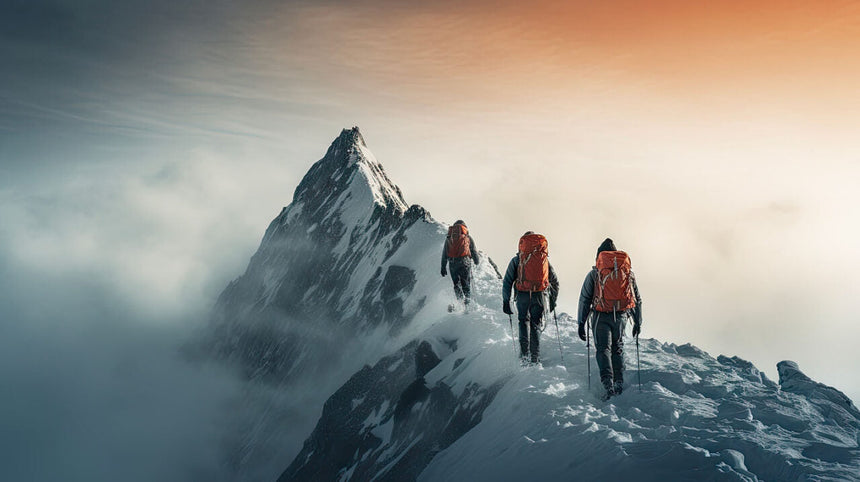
[597,238,616,258]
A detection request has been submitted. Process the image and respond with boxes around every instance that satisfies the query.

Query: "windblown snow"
[206,127,859,482]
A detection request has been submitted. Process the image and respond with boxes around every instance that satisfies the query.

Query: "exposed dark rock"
[415,341,441,378]
[280,340,509,482]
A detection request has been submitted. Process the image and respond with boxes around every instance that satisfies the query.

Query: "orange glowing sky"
[262,0,860,111]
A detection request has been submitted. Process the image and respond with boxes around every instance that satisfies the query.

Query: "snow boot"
[601,381,615,401]
[601,387,615,401]
[613,381,624,396]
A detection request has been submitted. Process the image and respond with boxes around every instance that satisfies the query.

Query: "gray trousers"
[449,258,472,303]
[517,291,546,362]
[592,310,628,389]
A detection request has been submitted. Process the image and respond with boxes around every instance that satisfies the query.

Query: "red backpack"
[446,224,471,258]
[593,250,636,312]
[516,233,549,292]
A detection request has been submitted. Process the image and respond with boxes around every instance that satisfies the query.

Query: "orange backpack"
[446,224,471,258]
[593,250,636,313]
[516,233,549,292]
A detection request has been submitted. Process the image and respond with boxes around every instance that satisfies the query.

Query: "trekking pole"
[586,315,592,390]
[636,335,642,392]
[508,313,518,357]
[553,310,564,364]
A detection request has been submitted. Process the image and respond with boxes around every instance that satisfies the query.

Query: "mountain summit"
[208,127,453,382]
[200,127,498,479]
[291,127,408,217]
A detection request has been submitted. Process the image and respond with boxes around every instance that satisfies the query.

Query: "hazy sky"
[2,1,860,477]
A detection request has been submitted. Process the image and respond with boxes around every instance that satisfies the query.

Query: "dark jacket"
[441,225,479,270]
[502,255,560,303]
[577,268,642,326]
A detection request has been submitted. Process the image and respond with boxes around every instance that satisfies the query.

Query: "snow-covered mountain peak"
[291,126,408,217]
[208,128,454,381]
[201,128,500,479]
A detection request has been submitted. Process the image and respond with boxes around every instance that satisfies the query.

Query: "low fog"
[0,153,304,481]
[0,253,238,481]
[0,151,363,481]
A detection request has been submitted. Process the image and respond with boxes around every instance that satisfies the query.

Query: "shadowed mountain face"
[279,338,508,482]
[205,127,438,384]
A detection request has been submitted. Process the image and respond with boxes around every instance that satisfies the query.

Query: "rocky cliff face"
[280,335,507,482]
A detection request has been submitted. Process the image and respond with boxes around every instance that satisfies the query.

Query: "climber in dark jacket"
[501,232,560,364]
[577,238,642,399]
[441,220,480,307]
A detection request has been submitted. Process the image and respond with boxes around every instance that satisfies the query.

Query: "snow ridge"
[283,306,860,482]
[275,244,860,482]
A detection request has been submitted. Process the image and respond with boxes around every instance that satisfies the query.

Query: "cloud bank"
[0,254,241,481]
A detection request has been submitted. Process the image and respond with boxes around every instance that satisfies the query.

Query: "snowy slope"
[282,288,860,481]
[198,128,500,480]
[205,127,859,481]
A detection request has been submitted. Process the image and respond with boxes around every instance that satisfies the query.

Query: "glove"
[549,297,556,312]
[632,323,641,338]
[502,300,513,315]
[441,266,447,277]
[578,322,587,341]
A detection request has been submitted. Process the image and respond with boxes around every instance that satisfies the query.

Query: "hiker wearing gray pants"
[578,238,642,400]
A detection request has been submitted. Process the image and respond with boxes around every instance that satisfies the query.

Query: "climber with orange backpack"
[577,238,642,400]
[502,232,560,365]
[441,220,480,311]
